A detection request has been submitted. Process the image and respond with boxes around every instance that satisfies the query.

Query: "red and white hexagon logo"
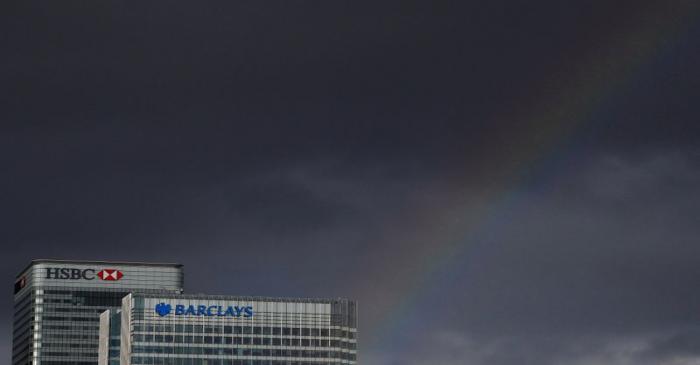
[97,269,123,281]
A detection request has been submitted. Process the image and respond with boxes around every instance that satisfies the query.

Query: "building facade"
[99,293,358,365]
[13,260,184,365]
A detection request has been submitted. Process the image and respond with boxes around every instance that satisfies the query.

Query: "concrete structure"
[13,260,184,365]
[98,292,358,365]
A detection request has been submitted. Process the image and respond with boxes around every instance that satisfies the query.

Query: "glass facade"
[100,293,358,365]
[13,260,184,365]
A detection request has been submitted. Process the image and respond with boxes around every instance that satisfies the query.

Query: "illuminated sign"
[155,303,254,318]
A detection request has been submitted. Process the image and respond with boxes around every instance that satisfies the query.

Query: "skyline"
[3,1,700,364]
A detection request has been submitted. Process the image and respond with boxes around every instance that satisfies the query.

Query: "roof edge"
[129,291,355,304]
[16,259,184,278]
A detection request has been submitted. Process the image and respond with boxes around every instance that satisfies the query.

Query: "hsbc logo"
[45,267,124,281]
[97,269,123,281]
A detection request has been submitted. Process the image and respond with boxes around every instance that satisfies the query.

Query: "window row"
[135,325,355,339]
[134,335,356,349]
[42,324,99,331]
[38,333,98,340]
[42,316,100,322]
[131,347,357,360]
[44,307,107,314]
[39,351,98,358]
[131,358,352,365]
[41,343,98,349]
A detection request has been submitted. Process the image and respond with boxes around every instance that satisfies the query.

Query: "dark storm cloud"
[359,151,700,365]
[644,328,700,360]
[2,1,700,364]
[446,153,700,335]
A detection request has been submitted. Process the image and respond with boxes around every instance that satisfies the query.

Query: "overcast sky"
[3,1,700,364]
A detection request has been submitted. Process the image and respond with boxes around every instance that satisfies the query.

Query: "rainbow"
[360,2,700,350]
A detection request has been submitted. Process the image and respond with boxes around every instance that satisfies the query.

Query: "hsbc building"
[12,260,184,365]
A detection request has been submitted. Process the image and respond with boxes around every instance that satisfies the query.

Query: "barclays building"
[98,293,358,365]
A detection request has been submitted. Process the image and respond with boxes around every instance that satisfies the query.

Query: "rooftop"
[128,291,353,305]
[17,259,183,278]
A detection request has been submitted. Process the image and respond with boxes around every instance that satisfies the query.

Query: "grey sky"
[2,1,700,364]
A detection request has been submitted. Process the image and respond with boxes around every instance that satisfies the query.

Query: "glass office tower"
[99,293,358,365]
[13,260,184,365]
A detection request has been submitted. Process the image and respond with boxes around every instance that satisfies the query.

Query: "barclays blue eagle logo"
[155,303,172,317]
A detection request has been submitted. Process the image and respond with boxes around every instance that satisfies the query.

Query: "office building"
[98,292,358,365]
[13,260,184,365]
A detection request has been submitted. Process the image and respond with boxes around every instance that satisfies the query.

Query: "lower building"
[98,293,358,365]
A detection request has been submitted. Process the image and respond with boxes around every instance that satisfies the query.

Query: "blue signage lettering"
[185,305,196,315]
[225,306,236,316]
[207,306,216,316]
[155,303,254,318]
[175,305,185,315]
[235,306,244,317]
